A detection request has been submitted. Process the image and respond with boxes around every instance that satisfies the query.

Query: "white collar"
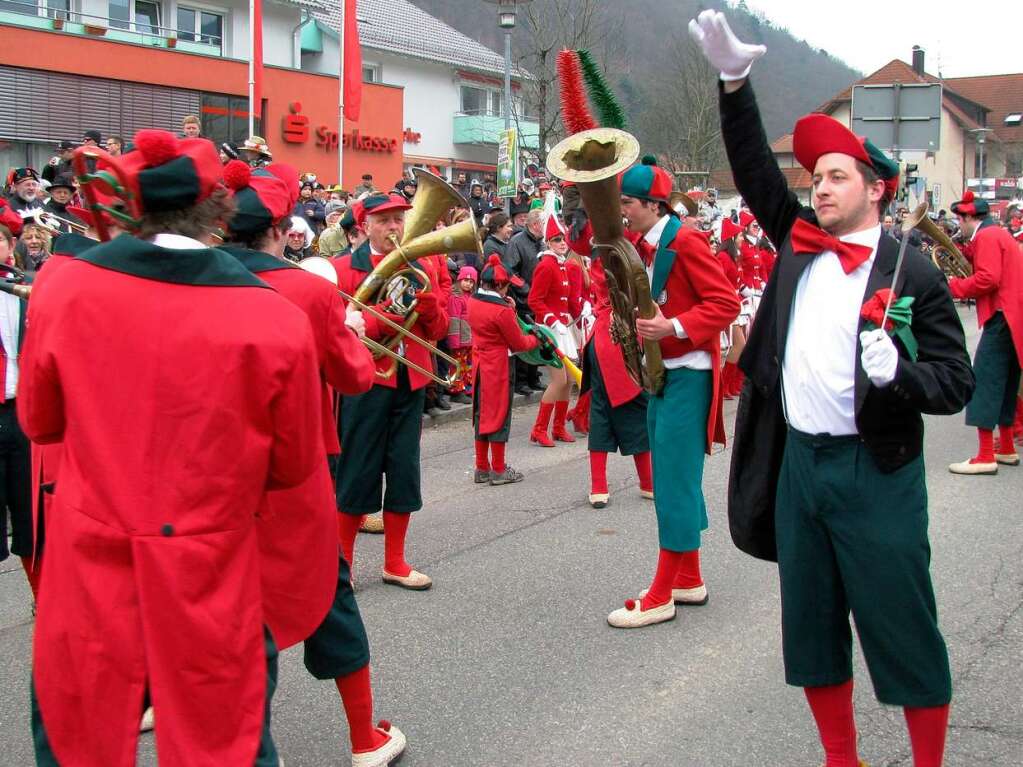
[477,287,503,298]
[642,214,672,247]
[970,224,982,242]
[838,223,882,249]
[150,233,207,250]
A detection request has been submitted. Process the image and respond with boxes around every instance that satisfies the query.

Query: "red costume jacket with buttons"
[528,252,575,325]
[643,216,741,450]
[225,246,376,649]
[332,240,449,390]
[738,237,764,289]
[468,291,539,433]
[565,257,586,318]
[716,249,740,288]
[583,259,645,407]
[18,236,327,767]
[949,220,1023,363]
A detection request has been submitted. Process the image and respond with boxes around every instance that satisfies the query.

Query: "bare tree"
[512,0,624,167]
[636,39,725,182]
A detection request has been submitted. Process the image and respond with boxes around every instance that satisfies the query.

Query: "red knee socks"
[490,442,506,473]
[997,425,1015,456]
[640,548,684,611]
[335,664,389,753]
[20,556,40,600]
[633,451,652,493]
[904,704,950,767]
[804,679,859,767]
[589,451,608,494]
[974,428,995,463]
[338,514,362,569]
[475,440,490,471]
[382,511,412,577]
[673,549,703,589]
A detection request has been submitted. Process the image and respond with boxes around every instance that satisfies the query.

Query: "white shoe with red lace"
[606,597,675,628]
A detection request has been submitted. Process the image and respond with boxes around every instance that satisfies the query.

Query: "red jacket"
[565,257,585,318]
[950,221,1023,362]
[584,259,644,407]
[468,291,538,433]
[716,249,740,288]
[528,253,574,325]
[18,236,327,767]
[644,217,740,450]
[738,237,764,289]
[332,241,449,390]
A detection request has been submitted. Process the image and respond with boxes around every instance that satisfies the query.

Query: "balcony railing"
[0,0,223,56]
[453,112,539,150]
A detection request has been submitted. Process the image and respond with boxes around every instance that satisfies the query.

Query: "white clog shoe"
[607,597,675,628]
[382,568,432,591]
[948,459,998,475]
[351,721,407,767]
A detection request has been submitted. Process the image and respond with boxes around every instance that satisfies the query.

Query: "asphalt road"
[0,305,1020,766]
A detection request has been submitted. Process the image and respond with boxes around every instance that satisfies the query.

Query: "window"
[108,0,160,33]
[45,0,69,20]
[490,91,502,118]
[1005,113,1022,127]
[177,5,222,50]
[460,85,486,115]
[362,64,380,83]
[0,0,67,18]
[201,93,262,146]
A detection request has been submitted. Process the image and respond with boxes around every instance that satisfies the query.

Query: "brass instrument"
[546,128,665,394]
[0,264,30,299]
[300,170,482,387]
[30,210,90,236]
[912,206,972,278]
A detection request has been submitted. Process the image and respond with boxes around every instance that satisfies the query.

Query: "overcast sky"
[735,1,1022,78]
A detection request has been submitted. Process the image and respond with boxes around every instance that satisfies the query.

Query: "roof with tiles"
[312,0,525,79]
[944,73,1023,144]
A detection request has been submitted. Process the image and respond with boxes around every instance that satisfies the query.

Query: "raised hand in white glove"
[859,329,899,387]
[687,9,767,81]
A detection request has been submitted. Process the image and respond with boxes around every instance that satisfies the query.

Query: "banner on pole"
[497,128,518,198]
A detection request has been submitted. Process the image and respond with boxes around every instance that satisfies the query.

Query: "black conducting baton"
[881,202,929,329]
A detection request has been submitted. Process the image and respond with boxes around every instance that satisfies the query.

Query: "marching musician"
[332,192,449,590]
[691,10,974,765]
[946,190,1023,474]
[716,217,747,399]
[220,161,406,765]
[606,156,739,629]
[18,129,329,765]
[737,210,765,291]
[468,254,540,486]
[527,215,583,447]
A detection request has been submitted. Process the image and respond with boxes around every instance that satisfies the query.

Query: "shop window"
[460,85,486,116]
[108,0,160,33]
[201,93,262,146]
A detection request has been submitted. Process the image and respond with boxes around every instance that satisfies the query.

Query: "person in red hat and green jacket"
[332,192,450,591]
[691,9,975,766]
[18,129,330,766]
[221,161,407,766]
[605,155,740,629]
[945,190,1023,474]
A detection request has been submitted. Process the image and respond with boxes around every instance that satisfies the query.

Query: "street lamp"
[484,0,531,133]
[970,127,994,196]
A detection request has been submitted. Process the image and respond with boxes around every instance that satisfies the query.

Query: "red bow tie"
[790,218,873,274]
[636,238,655,265]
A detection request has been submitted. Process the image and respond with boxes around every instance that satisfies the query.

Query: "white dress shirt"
[643,215,712,370]
[0,292,21,400]
[150,233,207,250]
[782,224,881,435]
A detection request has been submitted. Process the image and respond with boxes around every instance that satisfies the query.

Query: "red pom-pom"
[961,190,975,203]
[624,599,637,610]
[222,160,252,191]
[487,253,502,267]
[134,129,179,167]
[377,720,391,732]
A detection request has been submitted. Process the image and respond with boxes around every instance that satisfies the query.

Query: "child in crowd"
[447,265,476,404]
[468,255,543,486]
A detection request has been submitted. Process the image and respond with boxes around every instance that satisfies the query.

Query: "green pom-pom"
[577,49,627,130]
[642,155,657,166]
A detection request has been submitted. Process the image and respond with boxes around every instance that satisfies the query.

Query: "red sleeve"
[673,230,742,346]
[17,295,65,444]
[528,260,555,323]
[322,290,376,395]
[716,250,739,287]
[949,230,1003,299]
[496,307,540,353]
[267,322,323,491]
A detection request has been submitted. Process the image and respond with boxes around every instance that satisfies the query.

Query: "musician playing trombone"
[691,10,974,765]
[333,192,450,591]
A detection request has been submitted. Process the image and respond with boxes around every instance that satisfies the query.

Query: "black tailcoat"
[720,80,975,561]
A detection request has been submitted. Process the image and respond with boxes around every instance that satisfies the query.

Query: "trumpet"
[30,210,91,236]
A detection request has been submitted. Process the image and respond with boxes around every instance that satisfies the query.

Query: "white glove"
[552,320,568,335]
[688,10,767,81]
[740,286,754,298]
[581,300,593,320]
[859,329,899,387]
[345,307,366,339]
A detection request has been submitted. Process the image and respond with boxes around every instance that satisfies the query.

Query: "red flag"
[342,0,362,121]
[252,0,263,120]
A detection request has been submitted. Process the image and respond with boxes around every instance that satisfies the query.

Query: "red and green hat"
[793,114,900,203]
[223,160,299,238]
[950,189,990,217]
[358,193,412,225]
[480,253,524,287]
[620,156,673,206]
[114,129,225,214]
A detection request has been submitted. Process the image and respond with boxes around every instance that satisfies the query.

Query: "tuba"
[547,128,665,394]
[302,170,482,386]
[912,207,972,278]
